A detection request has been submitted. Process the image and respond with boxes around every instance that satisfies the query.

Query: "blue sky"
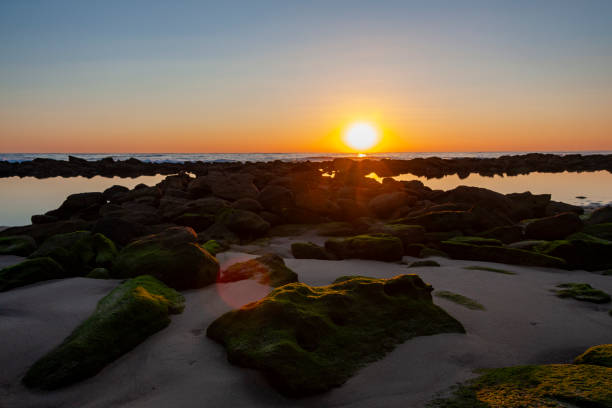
[1,0,611,152]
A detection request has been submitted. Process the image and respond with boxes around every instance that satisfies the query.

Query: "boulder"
[102,185,129,201]
[231,197,263,212]
[368,192,415,218]
[29,231,117,274]
[0,219,92,244]
[535,233,612,271]
[45,192,105,220]
[31,214,58,224]
[582,223,612,241]
[440,241,565,268]
[325,234,404,262]
[316,222,360,237]
[291,242,333,260]
[545,200,583,216]
[217,209,270,239]
[219,254,298,287]
[0,235,37,256]
[193,171,259,201]
[506,191,551,220]
[112,185,161,204]
[93,217,150,246]
[478,225,524,244]
[173,213,216,232]
[186,176,212,198]
[257,185,294,214]
[160,196,230,220]
[113,227,219,289]
[586,206,612,225]
[207,275,464,396]
[368,224,425,247]
[22,275,184,390]
[525,212,583,240]
[575,344,612,368]
[0,257,67,291]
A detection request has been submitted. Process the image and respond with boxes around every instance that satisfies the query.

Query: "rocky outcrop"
[525,212,583,240]
[22,275,184,390]
[113,227,219,289]
[219,254,298,287]
[207,274,464,396]
[325,234,404,262]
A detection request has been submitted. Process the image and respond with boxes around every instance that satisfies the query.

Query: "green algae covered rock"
[207,274,464,396]
[86,267,110,279]
[555,283,611,303]
[0,257,67,291]
[29,231,117,274]
[440,241,565,268]
[575,344,612,368]
[447,236,503,246]
[369,224,426,247]
[535,233,612,271]
[419,247,449,259]
[201,239,224,256]
[113,227,219,290]
[325,233,404,262]
[0,235,37,256]
[582,222,612,241]
[291,242,333,260]
[409,260,440,268]
[219,254,298,287]
[23,275,184,390]
[428,364,612,408]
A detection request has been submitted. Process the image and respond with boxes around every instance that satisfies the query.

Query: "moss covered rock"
[369,224,426,247]
[419,247,449,259]
[428,364,612,408]
[219,254,298,287]
[113,227,219,290]
[440,241,565,268]
[525,212,583,240]
[575,344,612,368]
[582,222,612,241]
[409,260,440,268]
[315,222,359,237]
[22,275,184,390]
[325,234,404,262]
[201,239,224,255]
[555,283,611,303]
[217,208,270,239]
[0,257,67,291]
[478,225,524,244]
[0,235,37,256]
[291,242,333,260]
[447,236,503,246]
[535,233,612,271]
[29,231,117,274]
[86,267,110,279]
[208,274,464,396]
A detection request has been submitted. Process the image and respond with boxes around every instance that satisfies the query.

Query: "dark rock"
[325,234,404,262]
[113,227,220,289]
[315,222,359,237]
[0,235,37,256]
[86,267,110,279]
[291,242,333,260]
[586,206,612,225]
[440,241,565,268]
[217,209,270,239]
[45,192,105,220]
[258,185,294,214]
[22,275,184,390]
[31,214,58,224]
[231,197,263,212]
[0,257,67,291]
[93,217,150,246]
[186,176,212,198]
[368,192,415,218]
[368,224,425,247]
[173,213,216,232]
[207,274,464,396]
[219,254,298,287]
[102,185,129,201]
[419,248,449,258]
[29,231,117,274]
[525,212,583,240]
[409,260,440,267]
[0,219,92,245]
[545,200,584,216]
[478,225,524,244]
[582,223,612,241]
[535,233,612,271]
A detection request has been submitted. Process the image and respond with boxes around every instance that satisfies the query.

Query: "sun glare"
[344,122,379,152]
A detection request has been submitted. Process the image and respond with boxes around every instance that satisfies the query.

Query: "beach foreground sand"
[1,238,610,408]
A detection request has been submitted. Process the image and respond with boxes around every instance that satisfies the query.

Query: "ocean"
[2,151,611,164]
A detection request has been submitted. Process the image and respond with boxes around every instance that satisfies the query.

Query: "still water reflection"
[367,171,612,208]
[0,175,168,226]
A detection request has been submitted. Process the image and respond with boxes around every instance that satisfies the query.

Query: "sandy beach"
[2,232,610,407]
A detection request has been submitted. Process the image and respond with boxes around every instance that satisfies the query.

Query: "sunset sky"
[1,0,611,153]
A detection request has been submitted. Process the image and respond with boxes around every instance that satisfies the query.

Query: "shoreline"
[1,153,611,179]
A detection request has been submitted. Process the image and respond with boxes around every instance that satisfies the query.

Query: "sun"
[343,122,379,152]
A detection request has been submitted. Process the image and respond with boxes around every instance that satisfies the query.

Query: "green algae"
[554,283,611,304]
[207,274,464,396]
[574,344,612,368]
[325,233,404,262]
[219,254,298,287]
[0,257,67,291]
[23,275,184,390]
[434,290,485,310]
[463,266,516,275]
